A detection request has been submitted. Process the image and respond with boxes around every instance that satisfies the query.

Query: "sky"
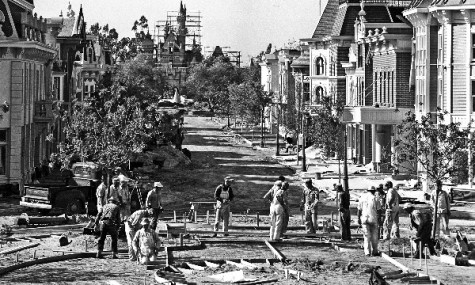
[34,0,327,62]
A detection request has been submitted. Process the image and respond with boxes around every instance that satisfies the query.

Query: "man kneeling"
[132,218,161,264]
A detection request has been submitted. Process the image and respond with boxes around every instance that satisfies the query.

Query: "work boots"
[96,250,103,259]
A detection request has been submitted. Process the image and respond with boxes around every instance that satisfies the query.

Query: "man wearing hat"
[383,181,400,240]
[146,182,164,231]
[430,181,451,239]
[96,174,108,212]
[213,176,235,237]
[94,197,121,259]
[301,179,319,234]
[107,177,122,205]
[263,180,285,241]
[402,203,435,256]
[357,186,381,256]
[337,184,351,241]
[119,179,131,221]
[132,217,161,264]
[125,208,154,261]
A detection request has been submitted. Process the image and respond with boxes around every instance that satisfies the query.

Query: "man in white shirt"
[263,180,285,241]
[358,186,381,256]
[383,181,401,240]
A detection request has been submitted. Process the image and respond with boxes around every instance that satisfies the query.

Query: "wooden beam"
[226,260,245,268]
[264,240,286,262]
[0,252,95,276]
[0,243,40,255]
[381,252,411,273]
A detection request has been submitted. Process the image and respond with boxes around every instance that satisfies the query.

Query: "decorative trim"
[11,0,34,11]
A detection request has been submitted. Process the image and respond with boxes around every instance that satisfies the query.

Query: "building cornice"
[11,0,35,11]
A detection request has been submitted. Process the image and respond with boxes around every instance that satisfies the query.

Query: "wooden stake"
[183,213,187,234]
[424,246,428,275]
[206,210,210,224]
[85,240,88,252]
[419,241,422,270]
[179,233,184,247]
[16,253,19,263]
[174,211,177,222]
[194,210,198,223]
[229,212,233,226]
[256,213,260,228]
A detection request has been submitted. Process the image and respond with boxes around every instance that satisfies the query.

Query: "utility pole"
[275,101,280,156]
[302,111,308,172]
[343,125,349,192]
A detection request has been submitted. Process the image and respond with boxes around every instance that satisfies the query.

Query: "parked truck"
[20,162,101,215]
[20,162,149,215]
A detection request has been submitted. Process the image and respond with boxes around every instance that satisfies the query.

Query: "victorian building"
[403,0,475,187]
[0,0,57,188]
[296,0,413,172]
[342,1,413,170]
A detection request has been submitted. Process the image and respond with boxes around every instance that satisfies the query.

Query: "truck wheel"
[67,199,84,215]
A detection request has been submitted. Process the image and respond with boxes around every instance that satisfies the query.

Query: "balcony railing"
[339,0,412,7]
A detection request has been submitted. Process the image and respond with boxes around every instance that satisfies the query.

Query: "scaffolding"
[203,46,242,67]
[153,10,202,50]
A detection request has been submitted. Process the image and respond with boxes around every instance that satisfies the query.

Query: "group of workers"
[357,181,451,257]
[92,168,452,262]
[94,167,164,263]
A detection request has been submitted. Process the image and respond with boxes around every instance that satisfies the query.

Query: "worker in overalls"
[212,176,234,237]
[132,218,161,264]
[95,197,121,259]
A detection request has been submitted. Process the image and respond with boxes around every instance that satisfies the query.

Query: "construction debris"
[0,243,40,255]
[207,270,246,283]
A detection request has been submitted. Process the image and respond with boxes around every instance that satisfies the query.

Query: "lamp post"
[343,124,349,192]
[275,100,280,156]
[302,110,310,172]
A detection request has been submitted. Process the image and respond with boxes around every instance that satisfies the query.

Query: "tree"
[393,111,472,238]
[185,56,241,120]
[307,96,345,159]
[89,23,119,49]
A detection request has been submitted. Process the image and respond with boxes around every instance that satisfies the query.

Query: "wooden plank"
[381,252,410,273]
[264,240,286,262]
[0,243,40,255]
[238,278,279,285]
[0,252,95,276]
[204,260,220,268]
[240,259,257,269]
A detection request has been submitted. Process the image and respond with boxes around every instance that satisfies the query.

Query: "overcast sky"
[34,0,327,62]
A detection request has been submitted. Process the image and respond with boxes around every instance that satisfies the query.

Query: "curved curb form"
[0,252,95,276]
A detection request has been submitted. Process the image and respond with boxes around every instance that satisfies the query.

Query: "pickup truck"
[20,162,100,215]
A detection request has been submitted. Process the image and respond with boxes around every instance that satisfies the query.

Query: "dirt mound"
[132,146,191,173]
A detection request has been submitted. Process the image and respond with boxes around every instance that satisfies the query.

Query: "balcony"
[34,100,54,123]
[342,106,413,124]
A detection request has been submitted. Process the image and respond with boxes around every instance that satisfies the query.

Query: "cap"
[305,179,313,185]
[278,175,285,181]
[224,176,234,181]
[385,181,393,188]
[274,180,283,187]
[402,203,414,210]
[154,182,163,188]
[141,218,151,225]
[367,186,376,191]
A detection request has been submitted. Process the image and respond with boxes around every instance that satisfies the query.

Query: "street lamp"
[302,110,310,172]
[343,124,349,192]
[275,101,280,156]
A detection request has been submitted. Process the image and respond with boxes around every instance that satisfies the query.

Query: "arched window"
[314,86,324,104]
[315,57,325,75]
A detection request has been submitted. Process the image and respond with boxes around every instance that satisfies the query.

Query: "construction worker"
[431,182,451,238]
[263,181,285,241]
[301,179,319,234]
[281,181,290,235]
[402,203,436,256]
[383,181,400,240]
[213,176,234,237]
[107,177,122,205]
[132,218,161,264]
[337,184,351,241]
[376,184,386,238]
[125,208,153,261]
[119,179,131,221]
[358,186,381,256]
[146,182,163,231]
[94,197,121,259]
[96,174,108,212]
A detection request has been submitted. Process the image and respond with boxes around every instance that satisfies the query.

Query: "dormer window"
[315,57,325,75]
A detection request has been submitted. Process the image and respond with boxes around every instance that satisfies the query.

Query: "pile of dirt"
[132,146,191,173]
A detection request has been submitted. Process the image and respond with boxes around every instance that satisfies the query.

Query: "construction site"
[0,116,474,284]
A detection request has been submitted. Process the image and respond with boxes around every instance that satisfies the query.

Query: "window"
[315,86,324,104]
[472,33,475,62]
[87,48,93,63]
[315,57,325,75]
[0,130,7,175]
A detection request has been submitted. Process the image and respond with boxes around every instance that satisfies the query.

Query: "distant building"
[0,0,57,188]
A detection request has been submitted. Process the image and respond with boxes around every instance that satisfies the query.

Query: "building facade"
[0,0,57,188]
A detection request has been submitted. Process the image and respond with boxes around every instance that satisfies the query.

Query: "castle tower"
[177,1,187,54]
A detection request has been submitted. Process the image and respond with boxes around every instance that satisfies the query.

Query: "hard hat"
[141,218,151,225]
[154,182,163,188]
